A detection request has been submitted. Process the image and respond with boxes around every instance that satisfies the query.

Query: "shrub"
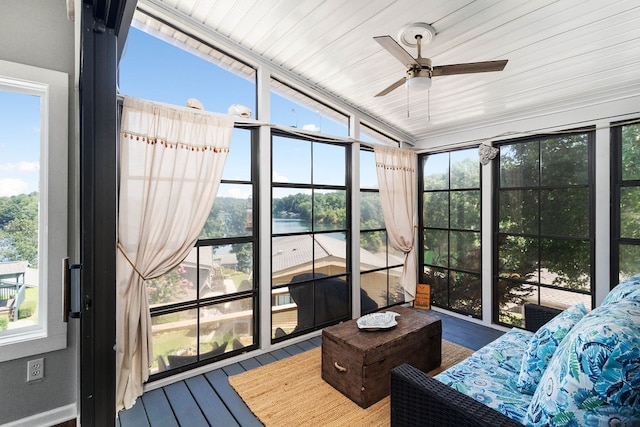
[18,300,37,319]
[0,316,8,331]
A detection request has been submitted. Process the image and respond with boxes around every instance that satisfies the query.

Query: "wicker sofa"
[390,275,640,426]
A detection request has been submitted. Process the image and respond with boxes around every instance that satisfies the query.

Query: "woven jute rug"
[229,339,473,427]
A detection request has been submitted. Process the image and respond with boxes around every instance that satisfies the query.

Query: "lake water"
[272,217,345,236]
[273,218,311,233]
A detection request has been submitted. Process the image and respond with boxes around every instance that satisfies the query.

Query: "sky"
[0,25,380,200]
[117,27,381,198]
[0,89,41,197]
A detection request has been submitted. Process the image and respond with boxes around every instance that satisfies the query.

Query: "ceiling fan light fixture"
[373,23,508,99]
[407,75,432,91]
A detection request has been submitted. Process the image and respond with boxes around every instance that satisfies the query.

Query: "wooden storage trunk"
[321,306,442,408]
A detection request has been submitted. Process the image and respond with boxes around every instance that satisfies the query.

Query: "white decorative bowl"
[357,311,400,330]
[228,103,252,118]
[186,98,204,110]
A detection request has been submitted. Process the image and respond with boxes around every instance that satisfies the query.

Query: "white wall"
[0,1,78,425]
[418,96,640,327]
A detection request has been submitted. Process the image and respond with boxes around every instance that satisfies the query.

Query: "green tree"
[231,242,253,273]
[360,192,384,229]
[3,218,38,266]
[272,193,313,221]
[200,197,255,278]
[272,191,348,228]
[146,264,193,305]
[314,191,346,227]
[360,226,383,253]
[0,193,39,266]
[617,123,640,279]
[621,123,640,179]
[201,197,251,239]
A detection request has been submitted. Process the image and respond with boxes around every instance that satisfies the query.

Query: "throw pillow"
[523,300,640,426]
[516,303,587,395]
[602,273,640,306]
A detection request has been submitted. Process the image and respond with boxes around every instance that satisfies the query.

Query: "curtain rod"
[116,94,399,148]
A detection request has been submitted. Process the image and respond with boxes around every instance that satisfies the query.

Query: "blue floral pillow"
[523,300,640,426]
[517,303,587,395]
[602,273,640,306]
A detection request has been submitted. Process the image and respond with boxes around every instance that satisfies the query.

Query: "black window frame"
[270,130,352,343]
[359,146,405,313]
[492,130,595,329]
[148,125,260,381]
[419,147,483,319]
[610,118,640,286]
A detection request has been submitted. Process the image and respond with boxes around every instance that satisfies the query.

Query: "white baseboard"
[2,403,77,427]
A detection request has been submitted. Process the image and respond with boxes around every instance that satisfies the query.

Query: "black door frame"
[79,1,135,425]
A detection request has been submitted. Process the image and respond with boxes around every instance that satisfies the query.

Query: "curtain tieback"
[117,242,148,281]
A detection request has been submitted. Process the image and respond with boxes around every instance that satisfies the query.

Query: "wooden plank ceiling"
[136,0,640,146]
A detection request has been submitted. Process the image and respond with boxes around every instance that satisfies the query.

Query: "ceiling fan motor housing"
[408,55,432,79]
[407,67,431,79]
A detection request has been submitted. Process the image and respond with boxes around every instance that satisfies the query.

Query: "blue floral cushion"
[602,273,640,306]
[517,303,587,395]
[523,300,640,427]
[435,328,535,423]
[472,328,534,374]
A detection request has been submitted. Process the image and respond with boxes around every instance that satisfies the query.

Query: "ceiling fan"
[374,22,508,97]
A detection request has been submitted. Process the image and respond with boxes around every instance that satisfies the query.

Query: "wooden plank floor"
[118,310,504,427]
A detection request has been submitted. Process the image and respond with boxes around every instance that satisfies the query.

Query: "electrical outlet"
[27,358,44,382]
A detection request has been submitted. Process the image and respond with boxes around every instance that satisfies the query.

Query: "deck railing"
[0,281,19,300]
[0,281,28,321]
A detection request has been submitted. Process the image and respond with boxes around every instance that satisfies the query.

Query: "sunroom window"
[146,127,258,376]
[270,78,349,137]
[271,133,350,340]
[120,12,256,117]
[118,14,259,376]
[360,123,399,147]
[494,132,594,328]
[359,147,404,312]
[420,148,482,318]
[612,120,640,282]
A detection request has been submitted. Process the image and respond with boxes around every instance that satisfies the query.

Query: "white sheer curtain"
[116,96,233,412]
[374,145,418,301]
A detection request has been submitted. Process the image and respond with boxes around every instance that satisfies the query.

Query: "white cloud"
[224,185,252,199]
[18,161,39,172]
[0,161,40,172]
[272,171,290,183]
[0,179,29,197]
[302,123,320,132]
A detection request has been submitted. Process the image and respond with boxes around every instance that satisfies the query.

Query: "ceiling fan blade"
[374,77,407,97]
[432,60,508,77]
[374,35,420,67]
